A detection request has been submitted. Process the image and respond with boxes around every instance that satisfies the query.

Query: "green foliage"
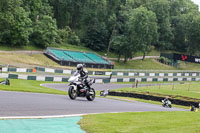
[127,6,158,59]
[0,0,200,56]
[30,15,58,48]
[159,56,165,63]
[0,0,32,46]
[146,0,174,50]
[58,26,80,45]
[83,24,108,51]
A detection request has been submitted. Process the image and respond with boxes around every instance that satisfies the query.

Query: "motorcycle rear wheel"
[86,88,95,101]
[68,86,77,100]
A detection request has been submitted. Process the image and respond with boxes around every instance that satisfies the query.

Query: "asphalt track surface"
[0,83,186,117]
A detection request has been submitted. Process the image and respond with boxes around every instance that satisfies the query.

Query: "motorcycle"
[162,100,172,108]
[100,89,109,97]
[68,72,95,101]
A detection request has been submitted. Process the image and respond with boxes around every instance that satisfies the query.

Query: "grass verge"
[0,79,67,95]
[114,82,200,100]
[102,95,189,109]
[79,111,200,133]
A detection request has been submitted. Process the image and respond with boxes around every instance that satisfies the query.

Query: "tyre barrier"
[108,91,200,108]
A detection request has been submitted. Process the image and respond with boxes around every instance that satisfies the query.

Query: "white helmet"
[77,64,83,70]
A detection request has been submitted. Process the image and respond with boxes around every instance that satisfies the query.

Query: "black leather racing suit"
[77,68,90,90]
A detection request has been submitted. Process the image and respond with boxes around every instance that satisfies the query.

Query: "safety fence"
[2,67,200,77]
[0,73,200,83]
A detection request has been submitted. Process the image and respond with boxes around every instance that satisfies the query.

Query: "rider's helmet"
[77,64,83,71]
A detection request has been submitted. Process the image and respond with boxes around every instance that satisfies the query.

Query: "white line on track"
[0,111,143,120]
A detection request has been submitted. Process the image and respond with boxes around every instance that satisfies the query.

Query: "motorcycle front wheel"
[86,88,95,101]
[68,86,77,100]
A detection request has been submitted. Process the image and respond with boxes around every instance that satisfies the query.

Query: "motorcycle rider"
[163,96,170,106]
[76,64,91,90]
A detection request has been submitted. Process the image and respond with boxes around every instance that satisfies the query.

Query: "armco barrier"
[2,67,200,77]
[109,91,200,107]
[1,73,200,83]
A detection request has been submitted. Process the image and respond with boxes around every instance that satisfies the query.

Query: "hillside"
[1,45,200,70]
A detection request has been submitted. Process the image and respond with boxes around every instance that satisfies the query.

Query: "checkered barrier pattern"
[0,73,200,83]
[2,67,200,77]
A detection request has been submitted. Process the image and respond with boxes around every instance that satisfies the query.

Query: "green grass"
[79,111,200,133]
[102,95,189,109]
[0,79,67,95]
[113,58,200,70]
[114,82,200,100]
[2,44,200,70]
[113,59,176,70]
[0,45,42,51]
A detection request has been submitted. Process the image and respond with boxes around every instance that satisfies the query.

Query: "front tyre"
[68,86,77,100]
[86,88,95,101]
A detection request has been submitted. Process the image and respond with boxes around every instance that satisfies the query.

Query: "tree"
[181,13,200,55]
[126,6,158,60]
[169,0,199,52]
[0,0,32,46]
[29,15,58,48]
[83,23,108,51]
[146,0,173,50]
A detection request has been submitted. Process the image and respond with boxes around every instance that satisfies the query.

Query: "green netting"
[0,117,85,133]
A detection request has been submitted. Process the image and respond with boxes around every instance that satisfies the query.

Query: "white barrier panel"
[147,78,153,82]
[192,73,197,76]
[36,76,45,81]
[17,68,27,73]
[136,78,142,82]
[117,72,123,76]
[158,78,163,81]
[128,73,134,76]
[196,78,200,81]
[63,70,71,74]
[18,75,28,80]
[149,73,155,76]
[110,78,117,82]
[185,73,189,76]
[105,72,112,76]
[177,73,181,76]
[187,78,192,81]
[168,78,173,81]
[45,68,54,73]
[139,73,145,76]
[95,79,103,83]
[123,78,130,82]
[178,78,182,81]
[54,77,62,82]
[2,67,8,72]
[0,73,8,78]
[159,73,164,77]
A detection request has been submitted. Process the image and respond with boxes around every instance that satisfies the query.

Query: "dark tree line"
[0,0,200,62]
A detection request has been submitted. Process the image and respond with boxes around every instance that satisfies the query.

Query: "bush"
[159,56,165,63]
[58,26,80,45]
